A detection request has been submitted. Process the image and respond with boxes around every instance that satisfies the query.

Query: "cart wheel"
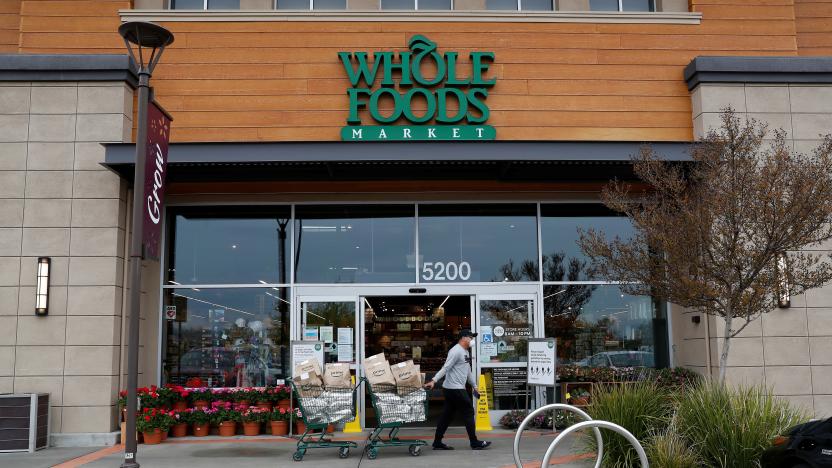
[339,447,350,459]
[408,445,421,457]
[293,450,305,462]
[366,447,378,460]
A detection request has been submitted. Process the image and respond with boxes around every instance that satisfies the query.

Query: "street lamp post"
[118,21,174,468]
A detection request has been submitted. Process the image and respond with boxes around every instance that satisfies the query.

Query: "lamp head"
[118,22,174,49]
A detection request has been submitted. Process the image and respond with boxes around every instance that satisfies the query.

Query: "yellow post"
[475,374,493,431]
[343,375,363,433]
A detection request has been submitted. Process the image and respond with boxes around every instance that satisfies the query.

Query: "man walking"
[425,329,492,450]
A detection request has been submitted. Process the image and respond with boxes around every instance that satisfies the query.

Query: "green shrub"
[675,382,808,468]
[645,418,701,468]
[585,381,673,468]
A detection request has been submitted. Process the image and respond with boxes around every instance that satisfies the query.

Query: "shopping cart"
[289,381,360,461]
[363,379,429,459]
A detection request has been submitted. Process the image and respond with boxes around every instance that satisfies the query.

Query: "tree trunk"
[718,314,732,384]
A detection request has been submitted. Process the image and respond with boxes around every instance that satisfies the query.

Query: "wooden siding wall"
[13,0,810,143]
[0,0,21,52]
[796,0,832,55]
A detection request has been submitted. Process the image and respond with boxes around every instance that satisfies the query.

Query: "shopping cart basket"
[363,379,429,459]
[289,381,360,461]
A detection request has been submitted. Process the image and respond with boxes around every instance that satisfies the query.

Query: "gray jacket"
[433,344,477,390]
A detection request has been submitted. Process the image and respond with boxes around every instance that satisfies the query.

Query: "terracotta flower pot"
[194,400,209,409]
[218,421,237,437]
[161,429,168,441]
[295,421,307,434]
[270,420,289,436]
[192,423,209,437]
[277,400,291,410]
[242,421,260,436]
[171,423,188,438]
[572,397,590,406]
[256,401,272,411]
[173,401,188,412]
[142,429,163,445]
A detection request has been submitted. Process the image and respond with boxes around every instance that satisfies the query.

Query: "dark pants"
[434,388,479,446]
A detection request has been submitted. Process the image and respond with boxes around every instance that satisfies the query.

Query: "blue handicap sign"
[482,333,493,343]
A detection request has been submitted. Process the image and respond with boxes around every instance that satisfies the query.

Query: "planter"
[161,429,168,441]
[256,401,272,411]
[277,399,291,410]
[571,397,590,406]
[173,401,188,412]
[295,421,307,434]
[192,423,209,437]
[171,423,188,438]
[270,420,289,436]
[218,421,237,437]
[242,421,260,436]
[193,400,209,409]
[142,429,163,445]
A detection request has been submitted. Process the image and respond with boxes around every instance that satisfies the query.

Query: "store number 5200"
[422,261,471,281]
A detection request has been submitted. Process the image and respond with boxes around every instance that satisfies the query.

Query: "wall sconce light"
[691,315,701,324]
[35,257,50,316]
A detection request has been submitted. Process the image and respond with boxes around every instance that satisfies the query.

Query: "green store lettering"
[338,35,495,126]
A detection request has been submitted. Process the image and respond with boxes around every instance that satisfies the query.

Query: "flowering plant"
[135,407,174,433]
[185,407,214,425]
[269,385,291,402]
[117,390,128,409]
[137,386,164,408]
[210,401,241,425]
[189,387,214,404]
[269,407,291,422]
[186,377,205,387]
[240,407,269,423]
[229,387,262,403]
[169,410,187,426]
[163,384,190,404]
[498,410,529,429]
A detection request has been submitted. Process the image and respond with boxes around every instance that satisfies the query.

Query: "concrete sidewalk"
[0,428,595,468]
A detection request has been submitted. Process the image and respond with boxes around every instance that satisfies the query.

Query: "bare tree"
[578,109,832,382]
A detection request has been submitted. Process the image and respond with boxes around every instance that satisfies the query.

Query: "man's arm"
[426,349,458,388]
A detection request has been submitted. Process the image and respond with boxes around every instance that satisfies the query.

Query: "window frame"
[378,0,454,10]
[589,0,655,11]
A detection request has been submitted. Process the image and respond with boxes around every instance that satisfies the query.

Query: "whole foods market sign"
[338,35,496,141]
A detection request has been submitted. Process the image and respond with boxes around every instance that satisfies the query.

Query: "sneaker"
[432,442,454,450]
[471,441,492,450]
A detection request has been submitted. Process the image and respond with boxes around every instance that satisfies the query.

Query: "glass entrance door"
[298,297,360,384]
[476,294,536,423]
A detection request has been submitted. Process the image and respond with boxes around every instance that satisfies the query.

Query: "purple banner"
[142,101,171,260]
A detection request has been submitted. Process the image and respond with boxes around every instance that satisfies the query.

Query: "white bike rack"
[512,404,602,468]
[541,420,649,468]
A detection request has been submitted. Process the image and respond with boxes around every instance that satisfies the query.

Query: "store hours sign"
[339,35,496,141]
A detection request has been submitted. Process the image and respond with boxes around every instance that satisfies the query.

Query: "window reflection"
[540,204,634,281]
[418,204,539,282]
[543,285,655,368]
[168,208,291,285]
[163,288,290,388]
[294,205,415,283]
[478,299,533,363]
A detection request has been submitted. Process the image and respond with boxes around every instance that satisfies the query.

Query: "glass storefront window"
[543,284,655,368]
[167,207,291,285]
[163,287,290,387]
[302,301,357,365]
[418,204,539,282]
[540,204,634,281]
[294,205,415,283]
[478,298,533,363]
